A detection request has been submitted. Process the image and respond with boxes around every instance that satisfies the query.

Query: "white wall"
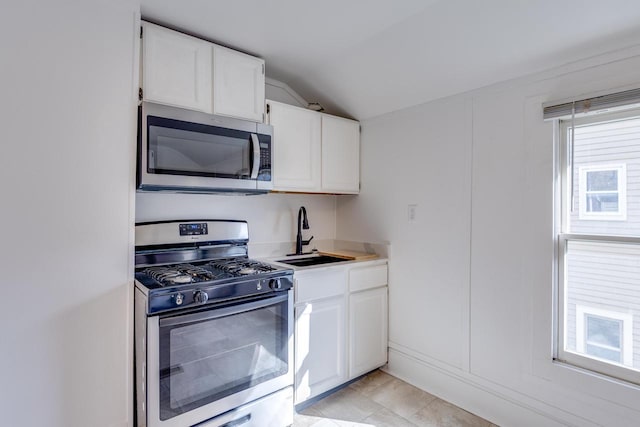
[0,1,139,426]
[337,95,473,367]
[136,192,337,253]
[336,46,640,426]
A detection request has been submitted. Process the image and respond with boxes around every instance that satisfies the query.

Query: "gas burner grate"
[144,264,217,286]
[208,258,277,276]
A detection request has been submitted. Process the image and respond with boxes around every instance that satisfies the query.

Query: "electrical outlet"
[408,204,417,222]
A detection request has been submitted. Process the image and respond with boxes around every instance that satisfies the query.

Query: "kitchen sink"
[275,255,349,267]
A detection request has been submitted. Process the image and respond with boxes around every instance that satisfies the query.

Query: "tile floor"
[294,370,496,427]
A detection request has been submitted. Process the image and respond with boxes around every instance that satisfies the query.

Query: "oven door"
[146,291,293,427]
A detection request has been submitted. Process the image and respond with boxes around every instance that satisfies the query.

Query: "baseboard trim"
[387,346,595,427]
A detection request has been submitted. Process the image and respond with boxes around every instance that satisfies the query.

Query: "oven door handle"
[250,133,260,179]
[159,293,288,327]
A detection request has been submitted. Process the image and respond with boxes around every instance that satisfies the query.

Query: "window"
[576,305,632,366]
[578,165,626,220]
[556,109,640,384]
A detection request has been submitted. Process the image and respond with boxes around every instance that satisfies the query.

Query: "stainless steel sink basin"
[276,255,349,267]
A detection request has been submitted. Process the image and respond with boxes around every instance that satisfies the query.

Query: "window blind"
[543,88,640,120]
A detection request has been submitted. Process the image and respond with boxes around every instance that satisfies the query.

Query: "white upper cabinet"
[213,46,265,122]
[141,22,212,113]
[267,100,360,194]
[321,114,360,194]
[269,100,321,191]
[141,22,266,122]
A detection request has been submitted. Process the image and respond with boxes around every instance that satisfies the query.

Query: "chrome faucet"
[295,206,314,255]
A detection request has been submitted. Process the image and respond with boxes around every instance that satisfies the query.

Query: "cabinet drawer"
[295,268,346,304]
[349,264,388,293]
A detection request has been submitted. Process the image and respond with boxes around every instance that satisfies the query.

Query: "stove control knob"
[174,293,184,306]
[193,290,209,304]
[269,279,282,290]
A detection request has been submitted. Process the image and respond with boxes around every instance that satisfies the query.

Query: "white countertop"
[263,252,387,272]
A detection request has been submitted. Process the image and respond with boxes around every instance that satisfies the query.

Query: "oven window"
[158,297,289,420]
[148,116,251,179]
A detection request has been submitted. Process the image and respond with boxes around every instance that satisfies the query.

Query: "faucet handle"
[302,235,314,246]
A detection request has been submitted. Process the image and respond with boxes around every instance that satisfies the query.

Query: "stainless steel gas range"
[134,220,294,427]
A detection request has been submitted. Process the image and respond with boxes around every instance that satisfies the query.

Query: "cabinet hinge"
[139,88,143,101]
[266,103,270,114]
[140,26,143,38]
[262,63,265,75]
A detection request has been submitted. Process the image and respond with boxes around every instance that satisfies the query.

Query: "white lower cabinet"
[293,261,388,405]
[294,295,347,404]
[349,286,388,378]
[294,267,347,404]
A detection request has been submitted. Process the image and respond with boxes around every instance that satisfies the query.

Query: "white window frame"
[576,305,633,367]
[578,164,627,221]
[556,109,640,385]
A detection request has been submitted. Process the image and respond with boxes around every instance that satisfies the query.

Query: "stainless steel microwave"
[137,102,273,194]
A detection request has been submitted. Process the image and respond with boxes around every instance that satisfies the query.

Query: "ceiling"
[141,0,640,120]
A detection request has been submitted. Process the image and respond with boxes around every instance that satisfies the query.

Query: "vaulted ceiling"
[141,0,640,120]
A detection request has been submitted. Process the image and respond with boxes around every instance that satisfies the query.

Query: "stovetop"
[135,257,286,290]
[135,257,293,315]
[134,220,293,315]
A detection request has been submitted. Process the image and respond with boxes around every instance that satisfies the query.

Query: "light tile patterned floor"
[294,370,497,427]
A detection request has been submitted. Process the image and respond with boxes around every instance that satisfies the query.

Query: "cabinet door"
[142,22,212,113]
[269,101,321,192]
[349,286,388,378]
[295,296,347,404]
[213,46,265,122]
[321,114,360,193]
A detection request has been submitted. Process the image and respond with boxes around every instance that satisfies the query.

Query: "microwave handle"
[250,133,260,179]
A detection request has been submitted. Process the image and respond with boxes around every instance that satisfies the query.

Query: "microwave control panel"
[257,135,272,181]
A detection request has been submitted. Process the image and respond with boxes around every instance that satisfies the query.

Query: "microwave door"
[148,125,252,178]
